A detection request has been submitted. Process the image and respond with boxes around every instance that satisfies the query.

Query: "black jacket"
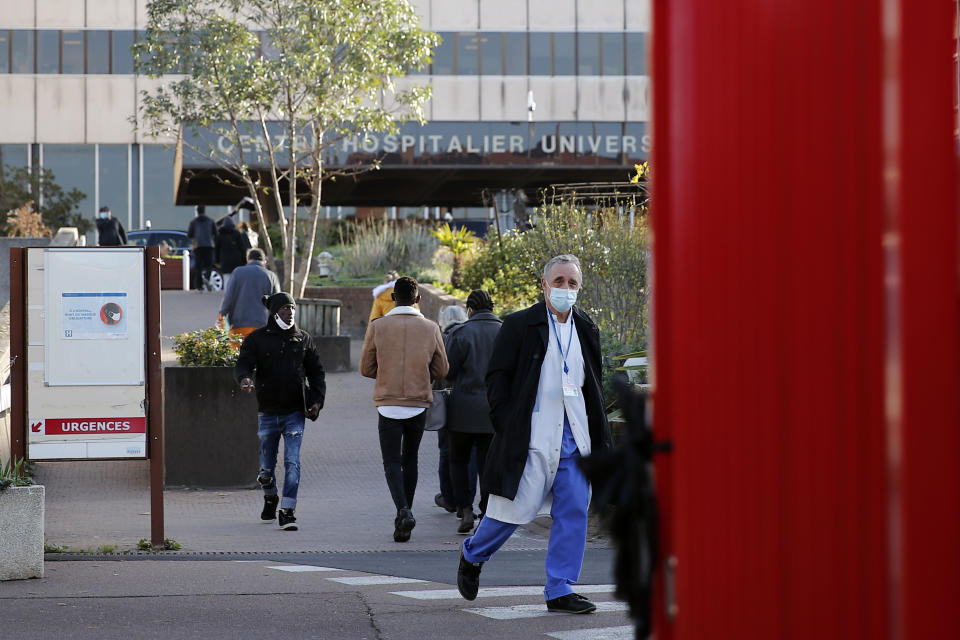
[215,226,250,274]
[483,302,611,500]
[444,310,502,434]
[96,217,126,246]
[235,318,326,415]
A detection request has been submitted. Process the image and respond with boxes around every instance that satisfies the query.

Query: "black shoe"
[278,508,298,531]
[434,493,456,513]
[457,508,475,534]
[546,593,597,614]
[393,508,416,542]
[457,551,483,600]
[261,495,279,521]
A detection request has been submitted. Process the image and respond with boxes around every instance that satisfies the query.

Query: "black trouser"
[193,246,215,288]
[377,412,426,511]
[449,431,493,515]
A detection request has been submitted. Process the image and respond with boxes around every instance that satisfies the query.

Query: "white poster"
[60,292,128,340]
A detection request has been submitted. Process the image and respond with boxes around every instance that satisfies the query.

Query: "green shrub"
[172,327,243,367]
[339,219,438,279]
[461,230,542,316]
[0,457,34,491]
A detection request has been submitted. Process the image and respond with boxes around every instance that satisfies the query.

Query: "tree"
[134,0,438,296]
[0,164,90,236]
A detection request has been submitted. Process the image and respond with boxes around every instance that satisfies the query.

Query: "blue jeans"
[257,411,305,510]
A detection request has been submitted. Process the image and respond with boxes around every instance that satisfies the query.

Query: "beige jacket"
[360,306,449,408]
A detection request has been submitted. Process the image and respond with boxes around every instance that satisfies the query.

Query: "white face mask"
[98,212,108,220]
[274,310,295,330]
[548,287,578,313]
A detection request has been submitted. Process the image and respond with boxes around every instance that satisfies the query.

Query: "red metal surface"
[648,0,959,637]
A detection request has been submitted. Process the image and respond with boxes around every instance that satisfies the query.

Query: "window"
[61,30,84,74]
[0,144,30,168]
[142,145,183,224]
[553,33,575,76]
[432,32,454,74]
[625,32,646,75]
[37,30,60,74]
[480,32,502,75]
[0,31,9,73]
[86,31,110,74]
[503,33,526,75]
[456,32,480,75]
[529,33,551,76]
[42,145,96,214]
[112,31,134,74]
[11,30,34,73]
[99,145,129,223]
[577,32,600,75]
[601,32,624,76]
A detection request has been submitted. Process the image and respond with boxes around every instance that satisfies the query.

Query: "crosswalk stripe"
[546,626,635,640]
[391,584,616,600]
[266,565,341,572]
[328,576,428,585]
[465,601,628,620]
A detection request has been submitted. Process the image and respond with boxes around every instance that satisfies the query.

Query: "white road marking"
[328,576,427,585]
[266,565,341,572]
[466,601,628,620]
[391,584,616,600]
[546,626,636,640]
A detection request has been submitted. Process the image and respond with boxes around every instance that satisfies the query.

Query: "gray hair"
[542,254,582,281]
[438,304,468,331]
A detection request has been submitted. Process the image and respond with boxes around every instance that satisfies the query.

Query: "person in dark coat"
[187,205,217,289]
[456,254,612,614]
[236,292,326,532]
[215,216,251,288]
[95,206,126,246]
[444,290,502,534]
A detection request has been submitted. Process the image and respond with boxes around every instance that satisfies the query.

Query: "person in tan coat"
[360,276,449,542]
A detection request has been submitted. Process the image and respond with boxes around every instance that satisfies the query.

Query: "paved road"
[5,289,630,639]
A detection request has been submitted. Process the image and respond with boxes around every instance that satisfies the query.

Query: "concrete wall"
[0,485,44,580]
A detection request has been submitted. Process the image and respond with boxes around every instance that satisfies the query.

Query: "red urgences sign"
[38,418,147,435]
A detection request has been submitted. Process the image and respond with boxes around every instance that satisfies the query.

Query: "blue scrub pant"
[462,415,590,601]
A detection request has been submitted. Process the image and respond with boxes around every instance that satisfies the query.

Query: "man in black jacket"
[95,206,126,246]
[456,254,612,614]
[236,292,325,531]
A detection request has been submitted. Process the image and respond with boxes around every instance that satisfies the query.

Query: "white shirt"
[376,305,427,419]
[485,309,592,524]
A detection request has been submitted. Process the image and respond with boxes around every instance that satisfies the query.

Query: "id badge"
[562,375,579,397]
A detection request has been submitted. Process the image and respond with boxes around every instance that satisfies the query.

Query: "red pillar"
[649,0,960,637]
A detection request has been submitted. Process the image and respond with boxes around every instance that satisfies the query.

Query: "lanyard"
[548,312,574,375]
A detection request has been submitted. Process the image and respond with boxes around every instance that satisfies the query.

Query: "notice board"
[26,248,148,460]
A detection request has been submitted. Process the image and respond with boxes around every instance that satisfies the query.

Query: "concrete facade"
[0,484,44,580]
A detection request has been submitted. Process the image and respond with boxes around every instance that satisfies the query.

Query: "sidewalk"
[36,290,608,555]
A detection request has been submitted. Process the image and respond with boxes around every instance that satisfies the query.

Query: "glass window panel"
[11,30,34,74]
[529,33,551,76]
[61,30,84,74]
[456,32,480,75]
[99,145,129,225]
[112,31,134,74]
[503,33,526,75]
[577,32,600,75]
[625,32,646,75]
[0,31,9,74]
[601,32,624,76]
[0,144,30,168]
[480,32,502,75]
[142,145,187,228]
[553,33,575,76]
[37,31,60,74]
[432,32,454,75]
[86,30,110,74]
[42,145,95,216]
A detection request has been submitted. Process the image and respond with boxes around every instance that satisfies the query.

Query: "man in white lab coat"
[456,254,612,614]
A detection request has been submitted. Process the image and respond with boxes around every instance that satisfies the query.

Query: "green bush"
[172,327,243,367]
[339,219,438,279]
[0,457,34,491]
[460,230,542,316]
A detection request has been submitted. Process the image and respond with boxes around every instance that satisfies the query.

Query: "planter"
[0,485,44,580]
[159,255,188,290]
[163,366,259,488]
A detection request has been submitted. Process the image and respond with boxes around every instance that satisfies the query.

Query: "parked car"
[127,229,223,291]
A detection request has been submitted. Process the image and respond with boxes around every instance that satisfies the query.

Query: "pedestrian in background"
[218,248,280,338]
[433,304,470,516]
[360,276,449,542]
[456,254,612,614]
[368,270,400,323]
[236,293,325,532]
[187,204,217,289]
[215,216,251,289]
[239,221,259,248]
[95,206,126,246]
[444,290,502,535]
